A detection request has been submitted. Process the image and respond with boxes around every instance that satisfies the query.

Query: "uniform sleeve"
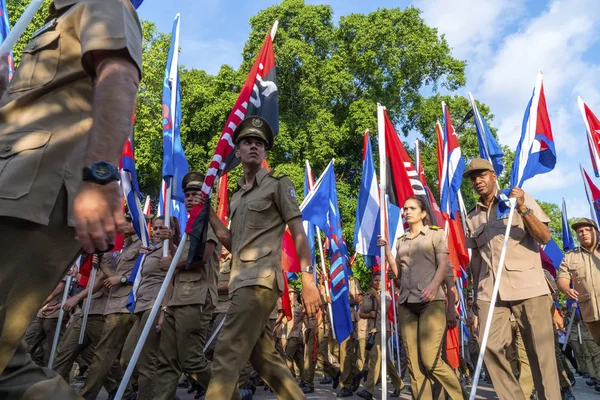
[524,192,550,224]
[207,225,219,245]
[465,216,477,249]
[100,253,118,273]
[432,229,449,254]
[275,176,303,223]
[77,0,143,78]
[557,255,572,281]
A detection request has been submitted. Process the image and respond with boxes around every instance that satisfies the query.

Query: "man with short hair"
[464,158,560,400]
[207,116,321,400]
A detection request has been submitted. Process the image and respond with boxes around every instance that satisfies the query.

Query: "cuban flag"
[161,14,189,236]
[580,165,600,226]
[301,161,353,343]
[468,93,504,176]
[440,103,466,219]
[510,71,556,189]
[578,97,600,177]
[354,130,381,258]
[304,162,317,276]
[561,198,575,252]
[119,138,150,312]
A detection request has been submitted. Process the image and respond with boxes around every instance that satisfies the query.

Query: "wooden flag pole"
[469,198,516,399]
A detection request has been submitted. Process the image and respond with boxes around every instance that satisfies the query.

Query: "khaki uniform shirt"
[229,168,302,294]
[394,225,448,304]
[558,246,600,323]
[104,235,142,315]
[288,303,303,339]
[0,0,142,226]
[133,243,166,313]
[360,290,391,333]
[88,252,118,315]
[357,316,368,340]
[465,192,550,302]
[169,228,221,307]
[215,257,232,314]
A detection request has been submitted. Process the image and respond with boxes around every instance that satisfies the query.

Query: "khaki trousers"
[569,329,587,375]
[356,337,367,371]
[398,301,462,399]
[364,331,404,394]
[0,187,82,399]
[506,319,533,398]
[303,326,339,388]
[339,335,360,389]
[154,302,214,400]
[285,336,304,378]
[53,313,119,392]
[24,317,63,367]
[587,320,600,347]
[478,295,561,400]
[205,284,303,400]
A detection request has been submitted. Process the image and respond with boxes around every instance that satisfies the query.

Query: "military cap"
[182,171,205,192]
[232,116,274,150]
[571,217,598,231]
[463,158,495,178]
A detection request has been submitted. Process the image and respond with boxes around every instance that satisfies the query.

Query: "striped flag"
[578,97,600,178]
[580,165,600,226]
[440,103,466,219]
[561,198,574,252]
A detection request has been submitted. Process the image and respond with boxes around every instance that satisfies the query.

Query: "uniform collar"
[236,167,269,189]
[475,189,499,211]
[401,224,431,240]
[125,234,140,246]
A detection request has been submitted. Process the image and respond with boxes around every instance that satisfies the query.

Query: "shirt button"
[3,144,11,152]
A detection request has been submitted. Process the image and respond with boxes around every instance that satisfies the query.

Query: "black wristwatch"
[82,161,119,185]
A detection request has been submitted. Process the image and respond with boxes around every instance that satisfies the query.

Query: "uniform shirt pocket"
[9,31,61,93]
[238,247,272,280]
[0,131,51,199]
[246,200,273,229]
[470,225,488,249]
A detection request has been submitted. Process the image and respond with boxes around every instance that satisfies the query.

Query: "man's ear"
[235,149,240,159]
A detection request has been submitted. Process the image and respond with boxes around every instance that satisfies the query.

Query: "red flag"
[446,325,460,369]
[77,254,93,288]
[216,174,228,225]
[281,271,292,319]
[579,98,600,177]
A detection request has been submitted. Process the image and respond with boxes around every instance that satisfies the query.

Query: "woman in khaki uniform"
[379,196,463,399]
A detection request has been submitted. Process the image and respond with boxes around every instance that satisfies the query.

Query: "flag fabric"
[510,71,556,189]
[354,131,381,257]
[129,0,144,8]
[543,238,564,269]
[186,24,278,265]
[469,92,504,176]
[161,15,189,236]
[561,198,575,252]
[0,0,13,81]
[304,163,317,271]
[578,97,600,177]
[581,166,600,226]
[216,174,229,225]
[301,161,353,343]
[440,103,466,219]
[119,138,150,312]
[539,245,557,279]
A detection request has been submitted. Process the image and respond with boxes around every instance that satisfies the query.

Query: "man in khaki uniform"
[338,276,362,397]
[154,172,220,399]
[0,0,142,397]
[207,116,321,400]
[558,218,600,345]
[303,304,340,393]
[51,253,121,384]
[464,158,560,400]
[24,278,70,366]
[80,227,142,399]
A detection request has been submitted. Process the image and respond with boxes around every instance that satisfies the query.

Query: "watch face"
[94,164,110,179]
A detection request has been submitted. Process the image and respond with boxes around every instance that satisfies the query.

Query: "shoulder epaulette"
[269,170,287,180]
[430,225,441,230]
[566,247,580,254]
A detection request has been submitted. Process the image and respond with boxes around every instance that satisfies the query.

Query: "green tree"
[7,0,51,65]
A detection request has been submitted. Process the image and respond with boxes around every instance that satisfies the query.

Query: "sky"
[138,0,600,220]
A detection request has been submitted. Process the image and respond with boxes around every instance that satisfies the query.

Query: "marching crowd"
[3,1,600,400]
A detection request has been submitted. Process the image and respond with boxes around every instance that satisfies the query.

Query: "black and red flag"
[186,23,279,264]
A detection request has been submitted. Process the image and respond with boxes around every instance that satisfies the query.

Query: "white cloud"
[521,165,579,192]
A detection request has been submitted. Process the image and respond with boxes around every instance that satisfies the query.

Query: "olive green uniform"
[284,302,304,378]
[154,229,220,399]
[205,168,305,400]
[466,191,561,400]
[0,0,142,398]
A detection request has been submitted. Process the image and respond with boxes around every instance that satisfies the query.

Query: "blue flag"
[302,161,353,343]
[130,0,144,8]
[470,93,504,176]
[561,198,575,252]
[354,131,381,258]
[161,15,188,235]
[303,166,317,269]
[544,238,564,269]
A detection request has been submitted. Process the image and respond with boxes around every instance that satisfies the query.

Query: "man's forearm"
[520,211,551,244]
[42,282,66,307]
[209,209,232,251]
[86,57,139,166]
[557,278,571,294]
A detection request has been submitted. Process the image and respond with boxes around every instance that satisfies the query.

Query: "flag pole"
[0,0,43,55]
[469,198,517,399]
[390,279,401,374]
[78,256,101,345]
[48,262,76,369]
[306,160,336,342]
[377,103,388,397]
[114,232,188,400]
[468,93,501,191]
